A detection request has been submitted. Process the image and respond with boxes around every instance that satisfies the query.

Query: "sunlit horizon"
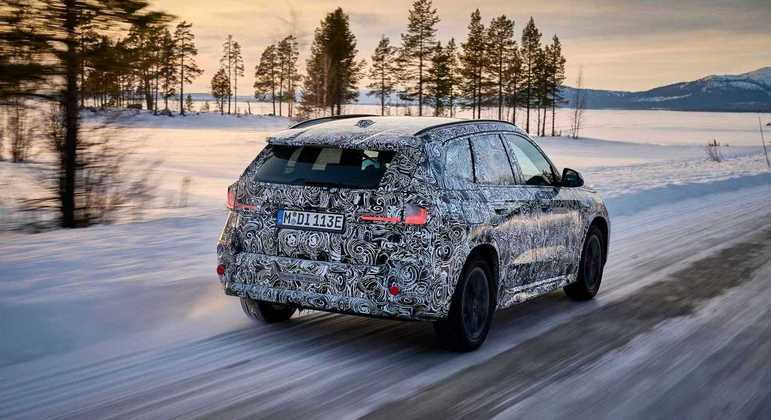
[154,0,771,93]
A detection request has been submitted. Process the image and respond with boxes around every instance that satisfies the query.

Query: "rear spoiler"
[289,114,376,129]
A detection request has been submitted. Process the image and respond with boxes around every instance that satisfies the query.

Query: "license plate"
[276,209,344,232]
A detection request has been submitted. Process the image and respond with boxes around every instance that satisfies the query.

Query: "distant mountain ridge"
[562,67,771,112]
[188,67,771,113]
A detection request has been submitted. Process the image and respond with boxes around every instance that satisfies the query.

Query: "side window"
[444,138,474,189]
[502,135,557,186]
[471,134,516,185]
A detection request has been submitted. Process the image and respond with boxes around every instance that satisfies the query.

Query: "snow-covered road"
[1,182,769,419]
[1,113,770,418]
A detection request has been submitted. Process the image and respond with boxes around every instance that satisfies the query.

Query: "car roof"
[267,116,526,149]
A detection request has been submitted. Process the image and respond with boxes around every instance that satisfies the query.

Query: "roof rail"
[289,114,377,129]
[413,119,519,136]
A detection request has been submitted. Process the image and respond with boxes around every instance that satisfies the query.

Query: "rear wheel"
[240,297,296,323]
[434,257,495,352]
[564,226,605,300]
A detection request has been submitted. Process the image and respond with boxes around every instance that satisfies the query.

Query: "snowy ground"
[0,110,770,419]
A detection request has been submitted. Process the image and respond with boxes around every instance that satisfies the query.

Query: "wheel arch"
[587,216,609,265]
[463,243,500,302]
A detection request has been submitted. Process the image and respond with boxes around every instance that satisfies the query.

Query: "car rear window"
[253,145,396,189]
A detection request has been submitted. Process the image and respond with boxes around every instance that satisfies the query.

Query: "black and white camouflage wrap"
[217,117,609,320]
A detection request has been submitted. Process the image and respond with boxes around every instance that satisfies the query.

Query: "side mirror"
[561,168,584,188]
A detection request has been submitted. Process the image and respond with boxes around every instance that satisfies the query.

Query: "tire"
[434,257,495,352]
[240,297,296,323]
[564,226,605,301]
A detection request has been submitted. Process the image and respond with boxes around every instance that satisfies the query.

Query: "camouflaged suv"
[217,116,609,351]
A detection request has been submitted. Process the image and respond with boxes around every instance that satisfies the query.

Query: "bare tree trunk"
[497,56,503,121]
[278,78,283,117]
[477,68,482,119]
[271,81,276,115]
[418,40,423,117]
[570,69,585,139]
[551,87,557,136]
[287,76,292,118]
[536,105,541,136]
[179,56,185,116]
[511,83,517,125]
[380,70,385,116]
[154,73,159,115]
[525,79,530,133]
[62,0,80,228]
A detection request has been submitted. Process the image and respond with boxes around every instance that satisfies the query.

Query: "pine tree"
[220,35,233,114]
[445,38,460,117]
[521,17,542,133]
[185,93,194,113]
[145,25,163,113]
[159,29,177,112]
[427,41,453,116]
[286,36,301,117]
[398,0,440,116]
[534,46,549,136]
[486,15,516,121]
[300,8,362,116]
[548,35,566,136]
[505,47,523,124]
[174,21,202,116]
[367,36,398,116]
[460,9,486,119]
[276,35,300,117]
[230,41,244,115]
[125,23,157,111]
[300,27,327,117]
[254,44,279,115]
[0,0,169,227]
[76,14,98,108]
[211,68,230,115]
[0,2,52,103]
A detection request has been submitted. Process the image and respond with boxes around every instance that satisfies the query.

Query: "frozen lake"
[210,100,771,147]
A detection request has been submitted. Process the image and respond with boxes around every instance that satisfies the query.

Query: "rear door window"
[470,134,516,185]
[254,145,395,189]
[444,138,474,189]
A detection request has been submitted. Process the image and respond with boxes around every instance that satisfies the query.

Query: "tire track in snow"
[0,184,769,420]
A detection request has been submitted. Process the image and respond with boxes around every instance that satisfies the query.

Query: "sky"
[153,0,771,93]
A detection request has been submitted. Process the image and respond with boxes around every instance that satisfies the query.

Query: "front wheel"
[434,257,495,352]
[564,226,605,300]
[240,297,296,323]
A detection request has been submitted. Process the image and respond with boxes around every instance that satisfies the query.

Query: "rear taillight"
[403,204,428,225]
[359,204,428,225]
[226,187,255,211]
[226,189,236,210]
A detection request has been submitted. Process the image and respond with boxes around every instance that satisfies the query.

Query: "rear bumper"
[221,252,444,321]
